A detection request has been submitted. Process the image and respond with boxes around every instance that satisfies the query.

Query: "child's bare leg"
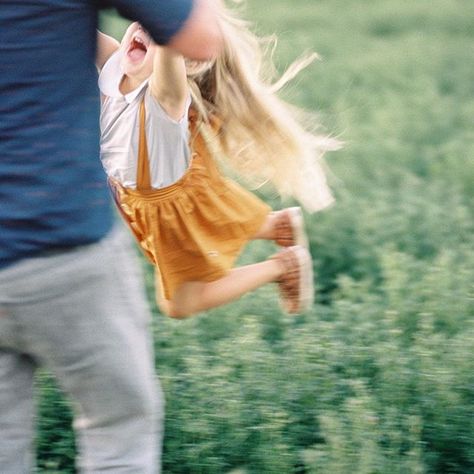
[158,259,283,319]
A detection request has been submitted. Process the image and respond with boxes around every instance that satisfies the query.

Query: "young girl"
[97,2,337,318]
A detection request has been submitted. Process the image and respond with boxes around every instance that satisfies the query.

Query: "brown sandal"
[272,207,308,249]
[271,245,314,314]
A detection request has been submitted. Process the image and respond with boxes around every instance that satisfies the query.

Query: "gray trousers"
[0,225,163,473]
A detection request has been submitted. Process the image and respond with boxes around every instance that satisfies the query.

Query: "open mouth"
[127,36,148,61]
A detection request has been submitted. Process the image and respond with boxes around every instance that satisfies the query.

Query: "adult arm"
[108,0,222,60]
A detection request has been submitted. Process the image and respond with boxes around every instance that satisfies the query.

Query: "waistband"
[109,153,218,201]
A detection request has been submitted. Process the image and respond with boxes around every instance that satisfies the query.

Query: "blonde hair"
[187,0,340,213]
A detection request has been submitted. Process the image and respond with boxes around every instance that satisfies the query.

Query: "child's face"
[119,22,155,79]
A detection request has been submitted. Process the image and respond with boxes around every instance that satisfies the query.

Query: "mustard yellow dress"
[109,102,271,299]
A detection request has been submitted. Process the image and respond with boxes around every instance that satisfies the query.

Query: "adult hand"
[168,0,223,60]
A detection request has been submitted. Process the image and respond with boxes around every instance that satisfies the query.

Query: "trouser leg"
[0,225,164,473]
[0,350,36,474]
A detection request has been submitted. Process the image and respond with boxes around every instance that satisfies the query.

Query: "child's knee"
[157,298,192,319]
[163,306,189,319]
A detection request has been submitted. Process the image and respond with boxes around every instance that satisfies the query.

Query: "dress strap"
[188,109,223,181]
[136,97,152,191]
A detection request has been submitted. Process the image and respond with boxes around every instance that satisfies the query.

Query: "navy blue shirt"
[0,0,192,268]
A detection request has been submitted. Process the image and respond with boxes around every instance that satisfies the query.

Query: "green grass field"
[37,1,474,472]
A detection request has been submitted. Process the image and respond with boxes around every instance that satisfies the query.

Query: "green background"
[37,1,474,472]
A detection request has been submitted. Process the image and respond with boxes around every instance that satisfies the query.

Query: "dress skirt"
[109,127,271,300]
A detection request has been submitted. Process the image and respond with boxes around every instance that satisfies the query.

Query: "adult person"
[0,1,222,473]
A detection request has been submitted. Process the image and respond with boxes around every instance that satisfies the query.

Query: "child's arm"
[96,31,120,71]
[149,46,189,122]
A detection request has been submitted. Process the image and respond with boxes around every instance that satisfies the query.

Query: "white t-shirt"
[99,66,191,189]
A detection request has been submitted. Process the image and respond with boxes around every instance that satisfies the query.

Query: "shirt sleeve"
[104,0,194,45]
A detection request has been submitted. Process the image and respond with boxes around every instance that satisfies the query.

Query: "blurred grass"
[37,1,474,473]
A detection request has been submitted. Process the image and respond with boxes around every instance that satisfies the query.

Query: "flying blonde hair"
[187,0,340,213]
